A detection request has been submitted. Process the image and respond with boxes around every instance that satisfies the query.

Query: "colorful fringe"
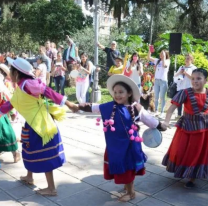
[162,154,208,179]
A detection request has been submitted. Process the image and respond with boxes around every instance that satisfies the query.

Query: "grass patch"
[64,86,112,103]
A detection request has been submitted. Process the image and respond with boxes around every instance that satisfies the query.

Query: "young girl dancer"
[79,74,166,202]
[162,68,208,188]
[0,57,78,196]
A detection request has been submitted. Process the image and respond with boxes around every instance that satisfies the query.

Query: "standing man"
[97,41,120,71]
[63,35,77,87]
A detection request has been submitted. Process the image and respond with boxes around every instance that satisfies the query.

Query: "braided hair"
[111,81,140,131]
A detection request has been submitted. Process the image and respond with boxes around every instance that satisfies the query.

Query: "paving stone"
[145,163,165,174]
[134,173,176,195]
[154,182,208,206]
[0,176,22,190]
[20,194,58,206]
[0,190,22,205]
[47,175,93,202]
[6,185,35,200]
[58,187,132,206]
[159,170,181,180]
[98,180,124,194]
[137,197,172,206]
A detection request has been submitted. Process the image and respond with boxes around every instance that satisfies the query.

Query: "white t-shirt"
[174,64,197,91]
[37,63,47,84]
[154,58,170,81]
[126,61,143,85]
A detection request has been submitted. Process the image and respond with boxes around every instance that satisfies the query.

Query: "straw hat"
[7,57,35,78]
[107,74,141,102]
[0,63,10,76]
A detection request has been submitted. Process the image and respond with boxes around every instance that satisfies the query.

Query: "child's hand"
[65,101,79,113]
[161,122,168,131]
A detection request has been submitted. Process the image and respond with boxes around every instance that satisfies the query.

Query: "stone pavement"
[0,111,208,206]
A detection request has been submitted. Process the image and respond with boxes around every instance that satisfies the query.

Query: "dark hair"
[10,65,33,80]
[80,52,89,68]
[113,81,133,104]
[156,50,170,66]
[192,68,208,79]
[130,52,140,71]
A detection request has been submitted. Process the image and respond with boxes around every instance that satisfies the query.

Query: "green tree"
[19,0,92,44]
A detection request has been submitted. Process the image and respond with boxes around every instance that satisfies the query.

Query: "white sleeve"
[136,107,159,128]
[92,104,100,113]
[153,58,159,65]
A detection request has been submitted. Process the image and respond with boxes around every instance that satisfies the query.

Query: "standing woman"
[148,47,170,118]
[35,56,47,85]
[52,52,66,95]
[174,54,197,118]
[75,52,91,104]
[125,52,143,88]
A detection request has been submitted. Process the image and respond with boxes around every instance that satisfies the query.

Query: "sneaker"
[159,113,165,119]
[184,181,195,189]
[154,111,160,116]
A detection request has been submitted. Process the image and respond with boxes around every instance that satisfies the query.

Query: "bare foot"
[20,176,34,185]
[36,188,57,196]
[13,152,21,163]
[118,192,136,202]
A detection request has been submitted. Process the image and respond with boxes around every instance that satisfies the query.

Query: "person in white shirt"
[174,54,197,117]
[125,52,143,88]
[148,48,170,118]
[35,56,47,85]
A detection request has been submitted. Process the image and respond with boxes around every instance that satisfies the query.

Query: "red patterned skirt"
[162,127,208,178]
[104,149,145,184]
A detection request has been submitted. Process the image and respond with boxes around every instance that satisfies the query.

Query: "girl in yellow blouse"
[108,57,123,76]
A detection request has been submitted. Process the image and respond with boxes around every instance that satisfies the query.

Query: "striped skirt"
[22,122,66,173]
[162,127,208,179]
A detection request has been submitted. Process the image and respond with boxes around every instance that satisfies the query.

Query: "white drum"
[70,70,79,78]
[142,128,162,148]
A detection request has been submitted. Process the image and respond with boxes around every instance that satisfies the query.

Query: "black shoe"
[184,181,195,188]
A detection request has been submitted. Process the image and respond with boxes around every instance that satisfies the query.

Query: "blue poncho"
[99,101,147,175]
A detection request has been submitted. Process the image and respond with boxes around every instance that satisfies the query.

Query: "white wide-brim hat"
[7,57,35,78]
[107,74,141,102]
[0,63,10,76]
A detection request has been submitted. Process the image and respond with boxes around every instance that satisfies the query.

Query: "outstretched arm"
[134,103,167,131]
[79,103,100,113]
[97,42,105,50]
[163,104,177,126]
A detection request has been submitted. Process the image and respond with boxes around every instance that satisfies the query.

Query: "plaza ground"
[0,111,208,206]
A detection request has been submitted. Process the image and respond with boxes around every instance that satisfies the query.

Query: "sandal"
[20,176,34,185]
[118,192,136,202]
[36,188,57,196]
[13,152,21,163]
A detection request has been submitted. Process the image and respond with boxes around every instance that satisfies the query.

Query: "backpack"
[167,82,177,98]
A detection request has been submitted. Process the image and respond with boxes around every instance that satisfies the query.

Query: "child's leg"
[119,181,135,202]
[20,170,34,184]
[36,171,57,196]
[12,151,21,163]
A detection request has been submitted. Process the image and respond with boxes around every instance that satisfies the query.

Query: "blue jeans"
[54,76,65,95]
[154,79,168,113]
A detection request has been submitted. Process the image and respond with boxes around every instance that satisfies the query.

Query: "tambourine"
[70,70,79,78]
[142,128,162,148]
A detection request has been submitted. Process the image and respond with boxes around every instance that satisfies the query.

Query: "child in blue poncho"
[79,74,166,202]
